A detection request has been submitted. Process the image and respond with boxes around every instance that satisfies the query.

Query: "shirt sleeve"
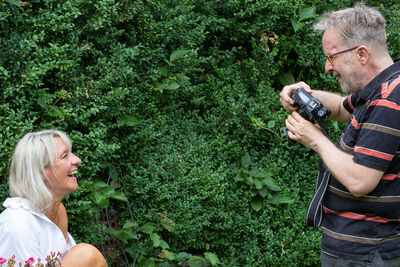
[342,94,357,114]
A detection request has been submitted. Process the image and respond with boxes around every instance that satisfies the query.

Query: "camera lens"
[317,110,326,117]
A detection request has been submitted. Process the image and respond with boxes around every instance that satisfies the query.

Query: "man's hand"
[280,81,312,112]
[285,111,327,150]
[285,111,382,196]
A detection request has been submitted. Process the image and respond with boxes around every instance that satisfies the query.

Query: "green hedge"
[1,0,399,266]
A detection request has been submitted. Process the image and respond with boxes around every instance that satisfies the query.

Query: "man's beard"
[337,70,362,94]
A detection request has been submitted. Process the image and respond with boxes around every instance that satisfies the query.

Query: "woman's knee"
[61,243,107,267]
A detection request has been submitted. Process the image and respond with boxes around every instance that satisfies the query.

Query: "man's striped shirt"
[321,61,400,261]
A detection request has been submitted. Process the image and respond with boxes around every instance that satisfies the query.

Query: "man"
[280,3,400,266]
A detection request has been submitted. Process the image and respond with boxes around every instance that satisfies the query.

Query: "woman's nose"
[71,153,82,165]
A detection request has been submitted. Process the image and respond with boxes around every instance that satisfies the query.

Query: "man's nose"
[325,59,334,73]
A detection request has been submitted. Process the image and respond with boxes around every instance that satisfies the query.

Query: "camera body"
[292,87,330,122]
[283,88,330,138]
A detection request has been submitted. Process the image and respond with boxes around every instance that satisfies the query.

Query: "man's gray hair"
[314,2,386,48]
[9,129,72,213]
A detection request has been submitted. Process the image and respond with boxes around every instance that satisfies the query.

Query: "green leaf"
[254,179,263,190]
[48,105,65,117]
[267,120,275,128]
[250,199,263,211]
[249,189,258,197]
[250,117,265,128]
[299,6,316,21]
[37,96,48,107]
[170,49,191,62]
[109,168,119,181]
[188,256,205,267]
[123,220,138,229]
[160,249,174,260]
[93,192,109,208]
[93,180,109,189]
[241,153,251,168]
[262,177,281,191]
[139,223,156,234]
[125,243,139,258]
[279,71,296,86]
[157,66,169,75]
[117,115,139,127]
[107,228,136,243]
[250,169,271,179]
[109,191,128,202]
[159,80,180,91]
[269,194,295,205]
[258,187,269,198]
[159,240,170,249]
[0,66,8,76]
[246,176,254,186]
[5,0,21,6]
[95,183,115,196]
[234,172,246,182]
[160,215,176,232]
[175,252,192,261]
[150,232,161,247]
[204,252,220,266]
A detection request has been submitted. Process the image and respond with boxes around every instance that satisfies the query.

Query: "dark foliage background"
[1,0,399,266]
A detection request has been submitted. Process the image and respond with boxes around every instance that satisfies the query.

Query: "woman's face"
[45,136,82,200]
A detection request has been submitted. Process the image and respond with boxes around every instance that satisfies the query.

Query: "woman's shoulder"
[0,198,42,231]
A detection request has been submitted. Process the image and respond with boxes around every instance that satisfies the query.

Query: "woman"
[0,129,107,266]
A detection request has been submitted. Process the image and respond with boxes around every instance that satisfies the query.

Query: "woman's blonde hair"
[9,129,72,213]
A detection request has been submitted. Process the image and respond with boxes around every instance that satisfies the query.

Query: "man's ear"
[356,45,371,64]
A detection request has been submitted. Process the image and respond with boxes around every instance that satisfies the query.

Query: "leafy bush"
[1,0,399,266]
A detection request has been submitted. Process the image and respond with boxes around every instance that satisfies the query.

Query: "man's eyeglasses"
[326,46,359,67]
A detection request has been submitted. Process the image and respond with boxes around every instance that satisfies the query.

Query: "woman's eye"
[60,153,68,159]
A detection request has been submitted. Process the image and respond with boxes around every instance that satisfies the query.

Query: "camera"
[283,87,330,138]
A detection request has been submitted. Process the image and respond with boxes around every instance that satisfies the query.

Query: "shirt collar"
[3,197,50,222]
[355,58,400,103]
[3,197,33,210]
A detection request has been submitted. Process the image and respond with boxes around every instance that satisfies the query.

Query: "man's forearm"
[313,135,383,197]
[285,111,382,196]
[310,90,351,122]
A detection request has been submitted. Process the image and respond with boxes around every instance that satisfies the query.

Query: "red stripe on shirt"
[347,96,355,111]
[382,77,400,99]
[370,99,400,111]
[382,173,400,180]
[350,115,360,129]
[381,82,389,98]
[354,146,394,161]
[323,206,392,223]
